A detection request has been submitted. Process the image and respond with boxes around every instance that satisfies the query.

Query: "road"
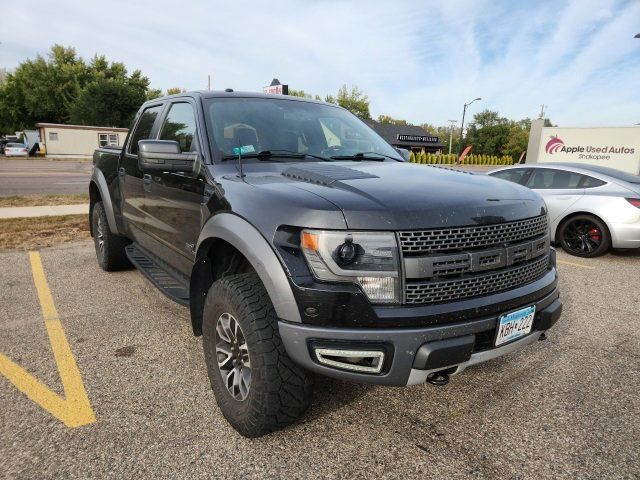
[0,159,91,196]
[0,243,638,479]
[0,158,496,198]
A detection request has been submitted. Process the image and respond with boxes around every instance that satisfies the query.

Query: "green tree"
[166,87,185,95]
[0,45,157,133]
[464,109,511,156]
[502,122,530,160]
[68,56,150,127]
[68,76,148,127]
[335,85,370,119]
[287,88,312,98]
[146,88,163,100]
[378,115,408,125]
[0,45,88,132]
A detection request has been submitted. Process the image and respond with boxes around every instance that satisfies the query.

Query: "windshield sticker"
[232,145,256,155]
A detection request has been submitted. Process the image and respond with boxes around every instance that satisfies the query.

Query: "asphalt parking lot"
[1,241,638,479]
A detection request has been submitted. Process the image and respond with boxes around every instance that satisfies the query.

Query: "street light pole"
[456,97,482,161]
[447,120,457,155]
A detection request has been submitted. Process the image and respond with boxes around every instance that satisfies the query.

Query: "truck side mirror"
[138,139,198,172]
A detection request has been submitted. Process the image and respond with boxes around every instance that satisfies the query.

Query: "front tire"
[91,201,131,271]
[202,273,314,437]
[558,214,610,257]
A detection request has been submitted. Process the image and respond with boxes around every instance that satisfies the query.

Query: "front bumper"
[279,288,562,386]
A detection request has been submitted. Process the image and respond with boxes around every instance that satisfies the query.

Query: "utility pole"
[447,120,457,155]
[207,75,211,90]
[538,104,546,119]
[457,97,482,160]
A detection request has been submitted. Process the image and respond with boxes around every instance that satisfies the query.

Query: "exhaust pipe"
[427,371,450,386]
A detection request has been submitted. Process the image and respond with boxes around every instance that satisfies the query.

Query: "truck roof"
[148,90,327,105]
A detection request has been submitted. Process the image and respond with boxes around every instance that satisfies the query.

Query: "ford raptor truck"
[89,91,562,437]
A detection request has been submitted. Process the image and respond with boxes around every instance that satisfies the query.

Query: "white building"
[36,123,128,159]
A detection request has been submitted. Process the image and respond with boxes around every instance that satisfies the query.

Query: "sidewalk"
[0,203,89,219]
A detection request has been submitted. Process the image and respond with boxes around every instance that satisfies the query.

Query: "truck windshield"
[206,97,402,162]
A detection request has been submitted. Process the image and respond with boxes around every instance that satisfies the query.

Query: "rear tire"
[558,214,610,258]
[91,201,131,271]
[202,273,314,437]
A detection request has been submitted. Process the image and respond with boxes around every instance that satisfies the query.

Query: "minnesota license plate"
[495,305,535,347]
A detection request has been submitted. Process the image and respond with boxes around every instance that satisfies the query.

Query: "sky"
[1,0,639,127]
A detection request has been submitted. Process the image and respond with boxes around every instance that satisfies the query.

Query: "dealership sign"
[537,127,640,175]
[263,79,288,95]
[396,134,438,143]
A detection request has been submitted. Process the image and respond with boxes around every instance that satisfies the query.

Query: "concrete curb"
[0,204,89,219]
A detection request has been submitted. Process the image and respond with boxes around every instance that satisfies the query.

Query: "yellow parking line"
[0,251,96,428]
[556,259,596,270]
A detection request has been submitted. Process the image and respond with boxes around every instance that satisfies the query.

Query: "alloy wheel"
[215,312,251,401]
[562,218,602,255]
[96,216,105,252]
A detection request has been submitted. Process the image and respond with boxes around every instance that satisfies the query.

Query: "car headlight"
[301,229,401,304]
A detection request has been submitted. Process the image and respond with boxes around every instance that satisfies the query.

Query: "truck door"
[144,100,205,275]
[119,103,164,246]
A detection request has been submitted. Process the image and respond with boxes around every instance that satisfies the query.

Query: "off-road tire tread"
[92,201,131,271]
[202,273,314,437]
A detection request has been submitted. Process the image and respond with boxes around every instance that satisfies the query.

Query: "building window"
[99,133,119,147]
[49,132,58,141]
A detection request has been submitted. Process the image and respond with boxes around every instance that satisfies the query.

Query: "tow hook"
[426,371,450,386]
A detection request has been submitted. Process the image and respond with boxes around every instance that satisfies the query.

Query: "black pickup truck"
[90,91,562,437]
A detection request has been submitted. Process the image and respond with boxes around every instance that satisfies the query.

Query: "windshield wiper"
[329,152,402,162]
[222,150,331,162]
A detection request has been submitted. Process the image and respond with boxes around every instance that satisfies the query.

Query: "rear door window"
[490,168,529,185]
[526,169,583,189]
[128,105,163,155]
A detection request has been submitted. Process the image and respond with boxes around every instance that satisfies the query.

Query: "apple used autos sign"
[545,135,635,158]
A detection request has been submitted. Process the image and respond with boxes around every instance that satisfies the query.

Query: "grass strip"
[0,194,89,208]
[0,215,90,251]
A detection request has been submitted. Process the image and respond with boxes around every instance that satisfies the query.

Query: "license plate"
[495,305,535,347]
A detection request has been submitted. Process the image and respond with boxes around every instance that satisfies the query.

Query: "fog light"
[314,348,385,373]
[357,276,399,303]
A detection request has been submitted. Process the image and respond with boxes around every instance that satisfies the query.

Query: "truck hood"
[240,161,547,230]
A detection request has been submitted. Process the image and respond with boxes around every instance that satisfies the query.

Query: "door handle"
[118,167,125,176]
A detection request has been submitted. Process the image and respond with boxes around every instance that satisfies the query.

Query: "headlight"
[301,230,401,304]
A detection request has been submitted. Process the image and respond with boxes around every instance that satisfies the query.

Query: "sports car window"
[526,169,583,189]
[490,168,528,184]
[580,175,606,188]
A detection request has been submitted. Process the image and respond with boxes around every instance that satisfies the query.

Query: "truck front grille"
[405,255,549,305]
[398,215,548,255]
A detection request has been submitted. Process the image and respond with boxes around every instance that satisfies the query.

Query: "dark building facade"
[364,120,445,154]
